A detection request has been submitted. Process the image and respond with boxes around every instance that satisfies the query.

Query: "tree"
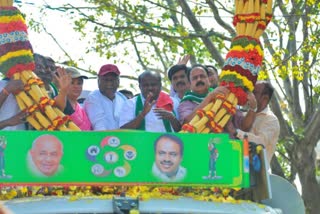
[23,0,320,212]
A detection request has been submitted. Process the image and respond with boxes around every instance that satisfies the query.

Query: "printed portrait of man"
[152,134,186,182]
[27,134,64,177]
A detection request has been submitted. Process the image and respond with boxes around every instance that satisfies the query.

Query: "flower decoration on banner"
[0,4,80,131]
[0,185,245,205]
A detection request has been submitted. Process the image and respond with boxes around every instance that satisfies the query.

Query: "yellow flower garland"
[0,49,33,64]
[220,70,254,92]
[231,44,263,56]
[0,14,26,24]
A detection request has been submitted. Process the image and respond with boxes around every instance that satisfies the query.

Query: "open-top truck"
[0,130,305,213]
[0,0,305,213]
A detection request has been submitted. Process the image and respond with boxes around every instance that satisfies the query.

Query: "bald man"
[27,134,64,177]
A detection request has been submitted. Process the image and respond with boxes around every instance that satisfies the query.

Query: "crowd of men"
[0,54,280,165]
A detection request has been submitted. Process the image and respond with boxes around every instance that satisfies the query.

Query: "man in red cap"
[84,64,127,130]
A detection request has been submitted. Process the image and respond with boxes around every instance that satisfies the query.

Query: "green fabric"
[48,83,74,115]
[135,95,144,130]
[135,94,172,132]
[163,117,172,133]
[50,82,59,98]
[180,88,213,104]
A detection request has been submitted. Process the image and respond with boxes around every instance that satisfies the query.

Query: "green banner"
[0,130,249,188]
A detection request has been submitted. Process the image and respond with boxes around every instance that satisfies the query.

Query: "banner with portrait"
[0,130,249,188]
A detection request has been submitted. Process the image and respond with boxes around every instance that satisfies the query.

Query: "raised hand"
[246,92,257,112]
[142,92,156,115]
[53,67,72,94]
[177,54,190,65]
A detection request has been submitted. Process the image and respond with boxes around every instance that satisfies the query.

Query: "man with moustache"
[119,71,181,132]
[84,64,127,130]
[178,64,215,124]
[167,64,190,103]
[179,65,256,139]
[152,134,186,182]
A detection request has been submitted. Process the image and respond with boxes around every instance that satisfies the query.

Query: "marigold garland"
[221,0,273,107]
[0,6,34,78]
[219,35,263,105]
[0,6,80,131]
[0,1,275,210]
[0,185,248,204]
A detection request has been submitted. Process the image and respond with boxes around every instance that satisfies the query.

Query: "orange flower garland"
[219,36,264,105]
[0,7,35,78]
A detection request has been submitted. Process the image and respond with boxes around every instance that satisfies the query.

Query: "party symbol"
[86,145,100,162]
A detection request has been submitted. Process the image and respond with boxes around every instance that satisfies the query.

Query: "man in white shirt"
[119,71,181,132]
[0,79,27,130]
[167,64,190,103]
[229,81,280,163]
[84,64,127,130]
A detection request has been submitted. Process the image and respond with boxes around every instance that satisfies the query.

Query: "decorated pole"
[181,0,273,133]
[0,1,80,130]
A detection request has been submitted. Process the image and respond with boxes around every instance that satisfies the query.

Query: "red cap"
[98,64,120,76]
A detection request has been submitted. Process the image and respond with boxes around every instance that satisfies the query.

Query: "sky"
[15,0,140,94]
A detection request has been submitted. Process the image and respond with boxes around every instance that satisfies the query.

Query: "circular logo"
[91,164,104,176]
[114,166,127,177]
[108,136,120,147]
[124,150,136,160]
[104,151,119,164]
[88,138,136,178]
[87,145,100,156]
